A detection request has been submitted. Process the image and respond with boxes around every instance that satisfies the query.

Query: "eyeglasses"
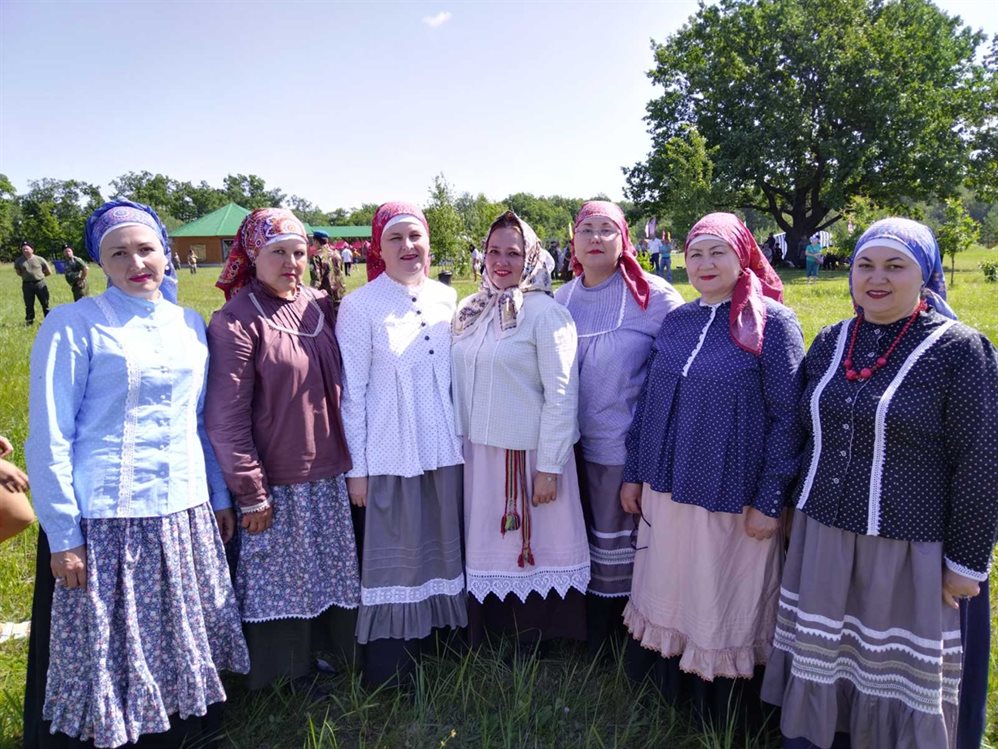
[575,228,621,240]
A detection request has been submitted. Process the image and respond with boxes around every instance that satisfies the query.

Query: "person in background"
[310,230,345,305]
[470,243,483,281]
[23,199,248,749]
[622,212,804,729]
[209,208,360,694]
[804,235,823,283]
[761,217,998,749]
[660,231,674,282]
[453,210,589,653]
[555,200,683,654]
[187,248,199,274]
[342,244,354,276]
[0,434,34,544]
[647,233,662,278]
[336,202,466,687]
[762,233,776,264]
[62,244,89,301]
[14,243,52,325]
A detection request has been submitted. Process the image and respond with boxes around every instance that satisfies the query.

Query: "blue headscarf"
[84,199,179,304]
[851,217,957,320]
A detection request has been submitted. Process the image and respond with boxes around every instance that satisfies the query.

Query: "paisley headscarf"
[851,217,957,320]
[571,200,650,310]
[215,208,307,301]
[367,201,431,282]
[685,212,784,356]
[453,210,552,339]
[84,199,178,303]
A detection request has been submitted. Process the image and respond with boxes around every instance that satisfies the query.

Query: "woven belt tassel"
[500,449,534,567]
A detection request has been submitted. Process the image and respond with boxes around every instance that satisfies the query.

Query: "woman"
[761,217,998,749]
[207,208,360,691]
[23,200,248,749]
[335,202,466,687]
[453,210,589,649]
[554,201,682,653]
[621,212,804,725]
[804,236,823,283]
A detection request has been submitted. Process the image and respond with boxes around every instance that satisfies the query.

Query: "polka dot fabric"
[623,298,806,517]
[796,309,998,578]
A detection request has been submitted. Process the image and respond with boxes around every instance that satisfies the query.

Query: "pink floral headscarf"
[367,201,431,282]
[216,208,307,301]
[685,212,783,356]
[571,201,650,310]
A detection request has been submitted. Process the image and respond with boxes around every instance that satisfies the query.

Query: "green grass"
[0,249,996,747]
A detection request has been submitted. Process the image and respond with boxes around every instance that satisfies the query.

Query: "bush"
[980,260,998,282]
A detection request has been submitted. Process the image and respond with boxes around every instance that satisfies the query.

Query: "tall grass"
[0,248,995,747]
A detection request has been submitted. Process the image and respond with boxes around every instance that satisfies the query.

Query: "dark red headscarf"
[685,212,783,356]
[367,201,431,282]
[215,208,307,301]
[571,201,650,310]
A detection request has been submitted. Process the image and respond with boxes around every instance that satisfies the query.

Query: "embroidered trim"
[590,528,634,540]
[466,563,590,603]
[588,546,635,565]
[94,295,139,514]
[564,277,628,338]
[797,322,852,510]
[943,555,991,582]
[248,290,325,338]
[242,598,359,623]
[681,304,718,377]
[238,497,272,514]
[360,574,466,606]
[867,320,955,535]
[185,323,199,508]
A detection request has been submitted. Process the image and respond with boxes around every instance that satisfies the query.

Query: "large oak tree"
[624,0,995,261]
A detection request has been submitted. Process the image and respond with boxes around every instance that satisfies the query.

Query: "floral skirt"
[234,476,360,622]
[43,503,249,748]
[761,512,962,749]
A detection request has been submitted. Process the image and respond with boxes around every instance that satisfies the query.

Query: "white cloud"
[422,11,452,28]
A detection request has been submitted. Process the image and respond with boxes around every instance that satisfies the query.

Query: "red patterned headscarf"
[571,201,650,310]
[216,208,307,301]
[685,212,783,356]
[367,201,431,282]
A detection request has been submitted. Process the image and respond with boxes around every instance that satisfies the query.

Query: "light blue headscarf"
[84,199,179,304]
[851,217,957,320]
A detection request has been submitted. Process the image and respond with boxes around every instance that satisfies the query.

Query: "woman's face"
[381,219,431,285]
[851,245,924,324]
[99,225,167,299]
[685,239,742,303]
[485,226,525,290]
[574,215,623,280]
[254,237,308,298]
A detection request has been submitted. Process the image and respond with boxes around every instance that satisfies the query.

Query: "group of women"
[20,195,997,749]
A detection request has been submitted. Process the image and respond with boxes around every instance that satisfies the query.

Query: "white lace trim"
[587,589,630,599]
[360,574,465,606]
[867,320,955,535]
[466,563,590,603]
[94,295,139,514]
[681,303,719,377]
[241,597,359,623]
[944,555,991,582]
[797,322,851,510]
[564,277,628,338]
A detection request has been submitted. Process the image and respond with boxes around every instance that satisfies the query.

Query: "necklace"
[841,300,926,381]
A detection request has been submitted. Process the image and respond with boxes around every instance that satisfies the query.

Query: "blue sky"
[1,0,995,213]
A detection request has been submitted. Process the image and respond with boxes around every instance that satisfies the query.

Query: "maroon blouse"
[206,278,351,508]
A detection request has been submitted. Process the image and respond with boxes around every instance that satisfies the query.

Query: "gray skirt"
[356,464,467,643]
[761,512,962,749]
[577,460,635,598]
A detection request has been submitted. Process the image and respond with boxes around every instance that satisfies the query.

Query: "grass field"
[1,249,996,748]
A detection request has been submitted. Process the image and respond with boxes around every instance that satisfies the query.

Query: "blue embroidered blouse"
[26,286,231,553]
[623,298,805,517]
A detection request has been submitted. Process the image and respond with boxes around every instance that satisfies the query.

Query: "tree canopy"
[625,0,996,260]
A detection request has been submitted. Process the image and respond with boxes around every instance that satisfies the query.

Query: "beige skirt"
[624,485,782,680]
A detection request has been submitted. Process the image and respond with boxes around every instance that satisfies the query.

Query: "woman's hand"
[214,508,236,544]
[241,506,273,534]
[347,476,368,508]
[744,507,779,540]
[0,459,29,493]
[0,435,13,459]
[532,472,558,505]
[942,568,981,610]
[620,482,642,515]
[51,545,87,589]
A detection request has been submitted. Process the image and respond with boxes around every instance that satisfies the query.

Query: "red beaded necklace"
[842,300,927,381]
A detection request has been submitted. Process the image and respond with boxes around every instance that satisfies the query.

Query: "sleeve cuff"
[944,555,991,582]
[536,462,564,475]
[47,523,85,553]
[208,488,232,512]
